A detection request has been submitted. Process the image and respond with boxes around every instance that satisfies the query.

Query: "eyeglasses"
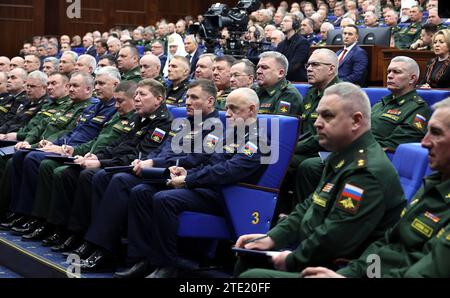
[305,62,333,69]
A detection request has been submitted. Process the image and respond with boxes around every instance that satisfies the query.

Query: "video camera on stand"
[188,0,270,58]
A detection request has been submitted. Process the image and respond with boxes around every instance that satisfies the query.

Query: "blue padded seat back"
[362,88,390,106]
[136,45,145,57]
[392,143,429,202]
[254,115,300,189]
[294,84,311,98]
[363,88,450,107]
[170,107,187,119]
[72,47,85,56]
[417,89,450,107]
[177,115,300,239]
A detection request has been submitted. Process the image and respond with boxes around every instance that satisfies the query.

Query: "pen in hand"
[244,235,269,245]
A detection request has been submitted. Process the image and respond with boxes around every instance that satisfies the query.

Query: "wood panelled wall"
[0,0,45,58]
[0,0,239,58]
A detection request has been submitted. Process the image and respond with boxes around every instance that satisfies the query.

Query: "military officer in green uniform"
[301,98,450,278]
[230,59,255,90]
[275,49,339,218]
[234,82,406,278]
[372,56,431,150]
[394,5,423,49]
[0,72,69,177]
[26,80,137,241]
[0,72,95,219]
[297,56,431,207]
[0,72,70,182]
[428,8,447,31]
[117,45,141,83]
[155,23,169,55]
[213,55,236,110]
[165,56,190,106]
[294,49,339,165]
[0,68,27,126]
[8,73,71,144]
[255,51,303,116]
[404,224,450,278]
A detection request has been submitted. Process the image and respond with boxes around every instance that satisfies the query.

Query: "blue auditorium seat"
[71,47,85,56]
[392,143,429,202]
[294,84,311,97]
[417,89,450,107]
[362,88,390,106]
[169,107,187,118]
[136,45,145,57]
[363,88,450,107]
[327,15,337,21]
[177,114,300,241]
[169,107,227,123]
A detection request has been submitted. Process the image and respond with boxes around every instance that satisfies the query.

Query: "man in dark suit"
[150,40,167,76]
[276,13,310,82]
[331,4,345,27]
[83,35,97,58]
[184,35,203,76]
[336,24,368,86]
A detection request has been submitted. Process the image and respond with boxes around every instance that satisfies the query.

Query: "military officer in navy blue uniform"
[164,56,191,106]
[0,68,27,126]
[0,71,48,135]
[48,79,172,251]
[8,72,117,236]
[112,88,268,278]
[72,79,221,272]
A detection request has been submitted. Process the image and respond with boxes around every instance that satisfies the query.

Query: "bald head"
[10,57,25,70]
[0,72,8,93]
[140,54,161,79]
[24,54,41,73]
[0,57,10,72]
[225,88,260,123]
[7,68,27,94]
[307,49,339,89]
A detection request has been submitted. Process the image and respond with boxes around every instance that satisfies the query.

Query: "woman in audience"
[420,29,450,89]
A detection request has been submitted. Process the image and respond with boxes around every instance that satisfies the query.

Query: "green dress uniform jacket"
[16,96,71,141]
[72,110,136,156]
[268,132,406,272]
[338,173,450,278]
[121,67,142,83]
[256,78,303,116]
[294,77,340,159]
[395,22,422,49]
[24,98,94,146]
[404,223,450,278]
[215,88,233,111]
[30,110,137,220]
[371,90,431,150]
